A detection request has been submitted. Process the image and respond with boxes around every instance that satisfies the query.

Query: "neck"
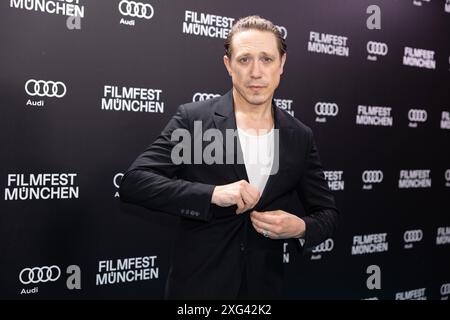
[232,87,273,121]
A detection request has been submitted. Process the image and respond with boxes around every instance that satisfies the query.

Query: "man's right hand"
[211,180,261,214]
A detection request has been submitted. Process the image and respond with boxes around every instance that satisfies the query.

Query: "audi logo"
[19,265,61,284]
[119,0,154,19]
[312,238,334,253]
[25,79,67,98]
[403,230,423,243]
[367,41,388,56]
[441,283,450,295]
[314,102,338,116]
[362,170,383,184]
[408,109,427,122]
[113,173,124,189]
[192,92,220,102]
[276,25,287,39]
[445,169,450,181]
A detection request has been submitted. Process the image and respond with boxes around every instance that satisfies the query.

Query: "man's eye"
[262,57,273,62]
[239,57,249,63]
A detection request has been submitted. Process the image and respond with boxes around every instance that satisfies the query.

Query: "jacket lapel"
[256,105,293,209]
[212,90,248,182]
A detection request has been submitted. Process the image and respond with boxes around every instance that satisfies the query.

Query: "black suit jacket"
[120,90,339,299]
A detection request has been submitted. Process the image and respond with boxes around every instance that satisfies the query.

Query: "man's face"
[224,30,286,107]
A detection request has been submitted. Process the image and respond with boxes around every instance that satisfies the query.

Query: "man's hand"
[211,180,260,214]
[250,210,306,239]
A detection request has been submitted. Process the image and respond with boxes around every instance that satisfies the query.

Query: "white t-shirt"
[237,126,275,195]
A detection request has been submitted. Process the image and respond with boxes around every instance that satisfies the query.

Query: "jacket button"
[240,243,245,251]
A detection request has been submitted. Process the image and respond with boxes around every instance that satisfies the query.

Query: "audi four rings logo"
[367,41,388,56]
[119,0,154,19]
[314,102,338,116]
[276,26,287,39]
[362,170,384,184]
[312,239,334,253]
[25,80,67,98]
[445,169,450,181]
[19,265,61,284]
[403,230,423,243]
[113,173,124,189]
[192,93,220,102]
[408,109,428,122]
[441,283,450,295]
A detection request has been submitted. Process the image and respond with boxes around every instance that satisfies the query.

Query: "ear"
[279,53,287,75]
[223,55,232,76]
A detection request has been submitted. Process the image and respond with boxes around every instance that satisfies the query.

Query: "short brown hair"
[224,15,287,58]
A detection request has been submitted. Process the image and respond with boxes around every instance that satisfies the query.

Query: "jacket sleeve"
[295,127,339,251]
[119,104,216,221]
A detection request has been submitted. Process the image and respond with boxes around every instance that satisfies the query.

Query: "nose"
[250,60,262,79]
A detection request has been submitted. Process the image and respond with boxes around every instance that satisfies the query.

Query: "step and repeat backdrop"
[1,0,449,299]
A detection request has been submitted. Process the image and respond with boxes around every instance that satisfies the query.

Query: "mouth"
[248,85,266,90]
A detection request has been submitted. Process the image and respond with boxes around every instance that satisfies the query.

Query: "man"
[120,16,339,299]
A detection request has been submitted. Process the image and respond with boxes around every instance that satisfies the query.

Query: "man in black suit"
[120,15,338,299]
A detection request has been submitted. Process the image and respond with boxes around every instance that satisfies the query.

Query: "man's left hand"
[250,210,305,239]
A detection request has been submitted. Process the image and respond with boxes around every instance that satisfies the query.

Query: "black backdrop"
[1,0,449,300]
